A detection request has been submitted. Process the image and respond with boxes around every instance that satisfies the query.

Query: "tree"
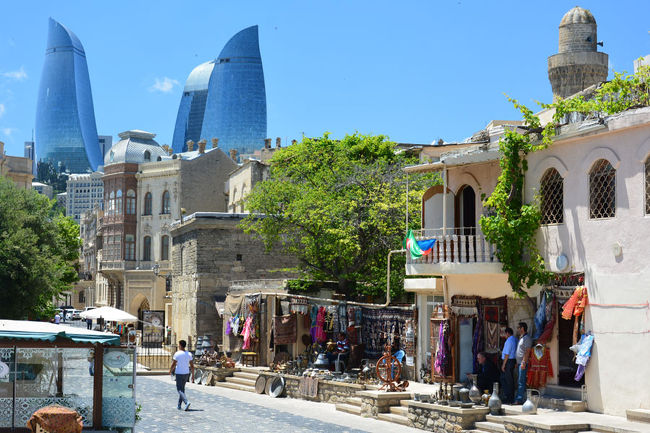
[0,176,81,319]
[242,133,437,297]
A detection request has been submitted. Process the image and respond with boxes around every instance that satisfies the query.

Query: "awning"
[0,320,121,346]
[79,306,137,322]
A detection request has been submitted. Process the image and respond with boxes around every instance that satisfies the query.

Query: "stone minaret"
[548,6,608,101]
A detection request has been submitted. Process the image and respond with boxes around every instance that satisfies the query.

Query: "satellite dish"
[556,254,569,272]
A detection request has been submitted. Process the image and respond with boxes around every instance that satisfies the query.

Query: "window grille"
[540,168,563,224]
[645,158,650,215]
[589,159,616,219]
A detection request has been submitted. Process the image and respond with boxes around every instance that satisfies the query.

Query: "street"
[135,375,421,433]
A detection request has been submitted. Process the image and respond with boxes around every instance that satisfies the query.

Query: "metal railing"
[409,227,500,264]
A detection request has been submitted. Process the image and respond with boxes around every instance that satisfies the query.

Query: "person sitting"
[327,332,350,368]
[472,351,500,393]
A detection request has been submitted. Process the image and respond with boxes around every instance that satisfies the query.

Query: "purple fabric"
[575,364,586,381]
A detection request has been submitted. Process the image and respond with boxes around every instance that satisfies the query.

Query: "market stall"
[0,320,136,432]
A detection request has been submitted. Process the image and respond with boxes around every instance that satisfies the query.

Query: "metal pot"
[522,389,540,415]
[313,353,329,368]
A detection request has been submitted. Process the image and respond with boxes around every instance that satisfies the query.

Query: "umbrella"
[79,306,137,322]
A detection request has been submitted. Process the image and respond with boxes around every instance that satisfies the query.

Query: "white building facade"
[66,172,104,223]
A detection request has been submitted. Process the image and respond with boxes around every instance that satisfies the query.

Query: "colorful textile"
[360,307,412,358]
[527,345,554,388]
[27,405,83,433]
[561,286,589,320]
[274,314,297,345]
[403,229,436,259]
[434,321,451,377]
[485,321,500,352]
[314,307,327,343]
[242,316,254,350]
[534,292,548,340]
[536,295,556,344]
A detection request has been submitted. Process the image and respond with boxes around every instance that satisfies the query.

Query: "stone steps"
[474,421,506,433]
[232,371,259,380]
[390,405,408,416]
[335,403,362,415]
[212,381,256,393]
[225,376,256,386]
[627,409,650,424]
[346,397,362,407]
[377,412,410,426]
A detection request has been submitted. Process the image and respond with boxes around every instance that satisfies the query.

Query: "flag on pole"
[403,230,436,259]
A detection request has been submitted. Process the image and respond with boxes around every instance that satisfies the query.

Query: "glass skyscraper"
[172,26,267,155]
[35,18,102,173]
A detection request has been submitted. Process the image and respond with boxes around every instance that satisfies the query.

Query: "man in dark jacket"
[476,351,500,393]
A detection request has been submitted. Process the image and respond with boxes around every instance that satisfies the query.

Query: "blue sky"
[0,1,648,158]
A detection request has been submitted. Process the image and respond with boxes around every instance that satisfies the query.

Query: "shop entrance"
[557,306,584,387]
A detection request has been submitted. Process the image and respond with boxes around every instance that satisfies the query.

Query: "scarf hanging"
[274,314,297,345]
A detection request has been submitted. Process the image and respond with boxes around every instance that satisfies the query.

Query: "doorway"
[457,185,477,261]
[557,308,584,387]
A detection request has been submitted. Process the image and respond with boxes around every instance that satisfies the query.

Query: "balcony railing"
[409,228,500,265]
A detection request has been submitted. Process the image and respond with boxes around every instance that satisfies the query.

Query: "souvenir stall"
[222,293,262,364]
[0,320,135,433]
[544,273,591,388]
[431,295,510,384]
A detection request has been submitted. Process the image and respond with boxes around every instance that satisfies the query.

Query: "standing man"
[500,327,517,404]
[169,340,194,411]
[515,322,532,404]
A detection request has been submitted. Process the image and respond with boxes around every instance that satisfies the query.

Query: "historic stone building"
[170,212,298,346]
[0,141,33,189]
[133,138,237,329]
[548,6,608,101]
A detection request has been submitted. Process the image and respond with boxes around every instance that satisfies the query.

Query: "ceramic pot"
[522,389,540,415]
[488,382,502,415]
[469,374,482,404]
[459,387,470,403]
[482,390,491,406]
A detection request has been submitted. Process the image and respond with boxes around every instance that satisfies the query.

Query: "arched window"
[161,190,170,214]
[645,157,650,215]
[143,236,152,261]
[116,190,123,215]
[109,191,115,216]
[126,189,136,215]
[540,168,564,224]
[589,159,616,219]
[161,235,169,261]
[144,150,151,162]
[125,234,135,260]
[144,192,152,215]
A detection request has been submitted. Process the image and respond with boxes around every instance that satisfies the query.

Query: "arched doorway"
[456,185,476,262]
[137,298,150,332]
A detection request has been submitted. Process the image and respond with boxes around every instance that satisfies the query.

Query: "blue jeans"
[515,363,528,403]
[175,373,189,407]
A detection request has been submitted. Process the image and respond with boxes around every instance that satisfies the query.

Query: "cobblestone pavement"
[136,375,421,433]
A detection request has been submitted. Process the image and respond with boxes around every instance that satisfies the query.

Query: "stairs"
[627,409,650,424]
[336,396,411,427]
[335,396,362,415]
[212,367,259,393]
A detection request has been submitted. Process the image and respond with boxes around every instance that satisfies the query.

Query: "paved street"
[136,375,421,433]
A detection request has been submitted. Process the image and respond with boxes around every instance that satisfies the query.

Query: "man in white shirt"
[169,340,194,411]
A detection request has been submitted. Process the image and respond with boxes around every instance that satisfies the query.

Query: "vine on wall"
[480,65,650,296]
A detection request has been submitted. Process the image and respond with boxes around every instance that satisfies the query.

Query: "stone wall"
[358,390,412,418]
[259,372,366,403]
[407,402,489,433]
[171,214,297,345]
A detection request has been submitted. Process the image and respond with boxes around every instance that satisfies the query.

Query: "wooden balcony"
[406,228,504,276]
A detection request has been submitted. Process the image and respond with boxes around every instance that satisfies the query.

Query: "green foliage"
[0,176,81,319]
[479,99,552,296]
[481,65,650,296]
[242,133,439,297]
[37,160,69,194]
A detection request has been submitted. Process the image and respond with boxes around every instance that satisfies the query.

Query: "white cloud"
[0,104,4,118]
[2,66,27,81]
[2,127,15,136]
[149,77,179,93]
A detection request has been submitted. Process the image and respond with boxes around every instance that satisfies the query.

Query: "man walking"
[169,340,194,411]
[500,327,517,404]
[515,322,532,404]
